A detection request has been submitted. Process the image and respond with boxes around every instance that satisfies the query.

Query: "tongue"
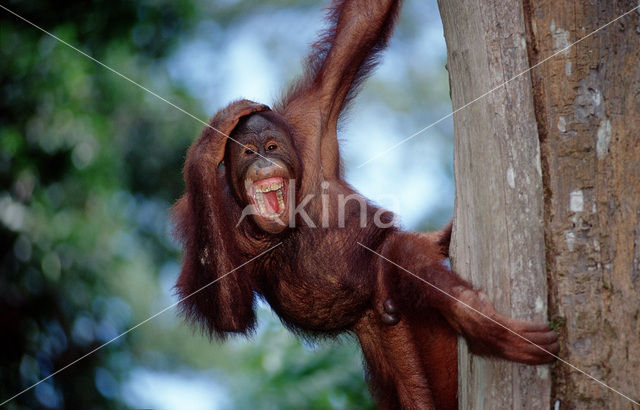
[263,190,279,214]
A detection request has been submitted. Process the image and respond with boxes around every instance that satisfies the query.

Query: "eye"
[266,144,277,151]
[244,148,255,155]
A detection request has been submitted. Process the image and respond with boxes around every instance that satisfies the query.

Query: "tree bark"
[439,0,640,408]
[525,1,640,408]
[438,0,551,408]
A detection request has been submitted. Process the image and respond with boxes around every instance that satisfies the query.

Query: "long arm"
[379,231,560,364]
[172,100,268,339]
[276,0,401,179]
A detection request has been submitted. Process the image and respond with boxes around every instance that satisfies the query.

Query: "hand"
[206,99,271,165]
[449,288,559,365]
[210,99,270,139]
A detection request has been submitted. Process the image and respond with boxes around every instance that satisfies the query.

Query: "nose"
[256,158,271,169]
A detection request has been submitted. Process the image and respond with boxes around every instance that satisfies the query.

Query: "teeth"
[255,192,267,215]
[253,188,286,220]
[255,181,283,193]
[276,189,284,208]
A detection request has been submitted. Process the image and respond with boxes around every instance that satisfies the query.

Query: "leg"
[407,307,458,410]
[354,310,436,409]
[359,270,458,409]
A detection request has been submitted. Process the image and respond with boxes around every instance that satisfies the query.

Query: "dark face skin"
[225,112,299,233]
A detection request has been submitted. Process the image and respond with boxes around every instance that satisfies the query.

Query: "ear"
[203,99,271,166]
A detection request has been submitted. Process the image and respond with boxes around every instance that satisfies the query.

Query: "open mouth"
[249,177,288,220]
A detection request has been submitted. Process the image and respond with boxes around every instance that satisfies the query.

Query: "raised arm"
[172,100,268,339]
[275,0,401,178]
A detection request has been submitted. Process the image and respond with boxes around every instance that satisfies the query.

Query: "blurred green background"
[0,0,453,408]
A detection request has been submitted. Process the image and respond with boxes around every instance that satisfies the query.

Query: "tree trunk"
[438,0,551,408]
[438,0,640,408]
[525,1,640,408]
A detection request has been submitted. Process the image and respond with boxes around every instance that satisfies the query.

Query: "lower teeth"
[254,188,285,219]
[276,189,284,208]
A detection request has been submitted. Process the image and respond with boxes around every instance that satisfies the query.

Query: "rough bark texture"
[524,1,640,408]
[437,0,551,408]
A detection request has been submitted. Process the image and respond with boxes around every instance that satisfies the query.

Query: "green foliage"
[0,1,379,408]
[1,1,201,408]
[549,316,566,332]
[219,310,374,409]
[1,0,450,408]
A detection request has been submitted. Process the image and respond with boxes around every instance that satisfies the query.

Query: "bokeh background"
[0,0,454,408]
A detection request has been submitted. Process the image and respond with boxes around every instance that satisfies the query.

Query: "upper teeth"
[256,181,283,193]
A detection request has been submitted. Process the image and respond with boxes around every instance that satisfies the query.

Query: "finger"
[521,341,560,361]
[507,319,551,332]
[546,342,560,355]
[521,330,558,345]
[233,101,270,118]
[500,331,559,355]
[502,343,558,364]
[212,100,271,137]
